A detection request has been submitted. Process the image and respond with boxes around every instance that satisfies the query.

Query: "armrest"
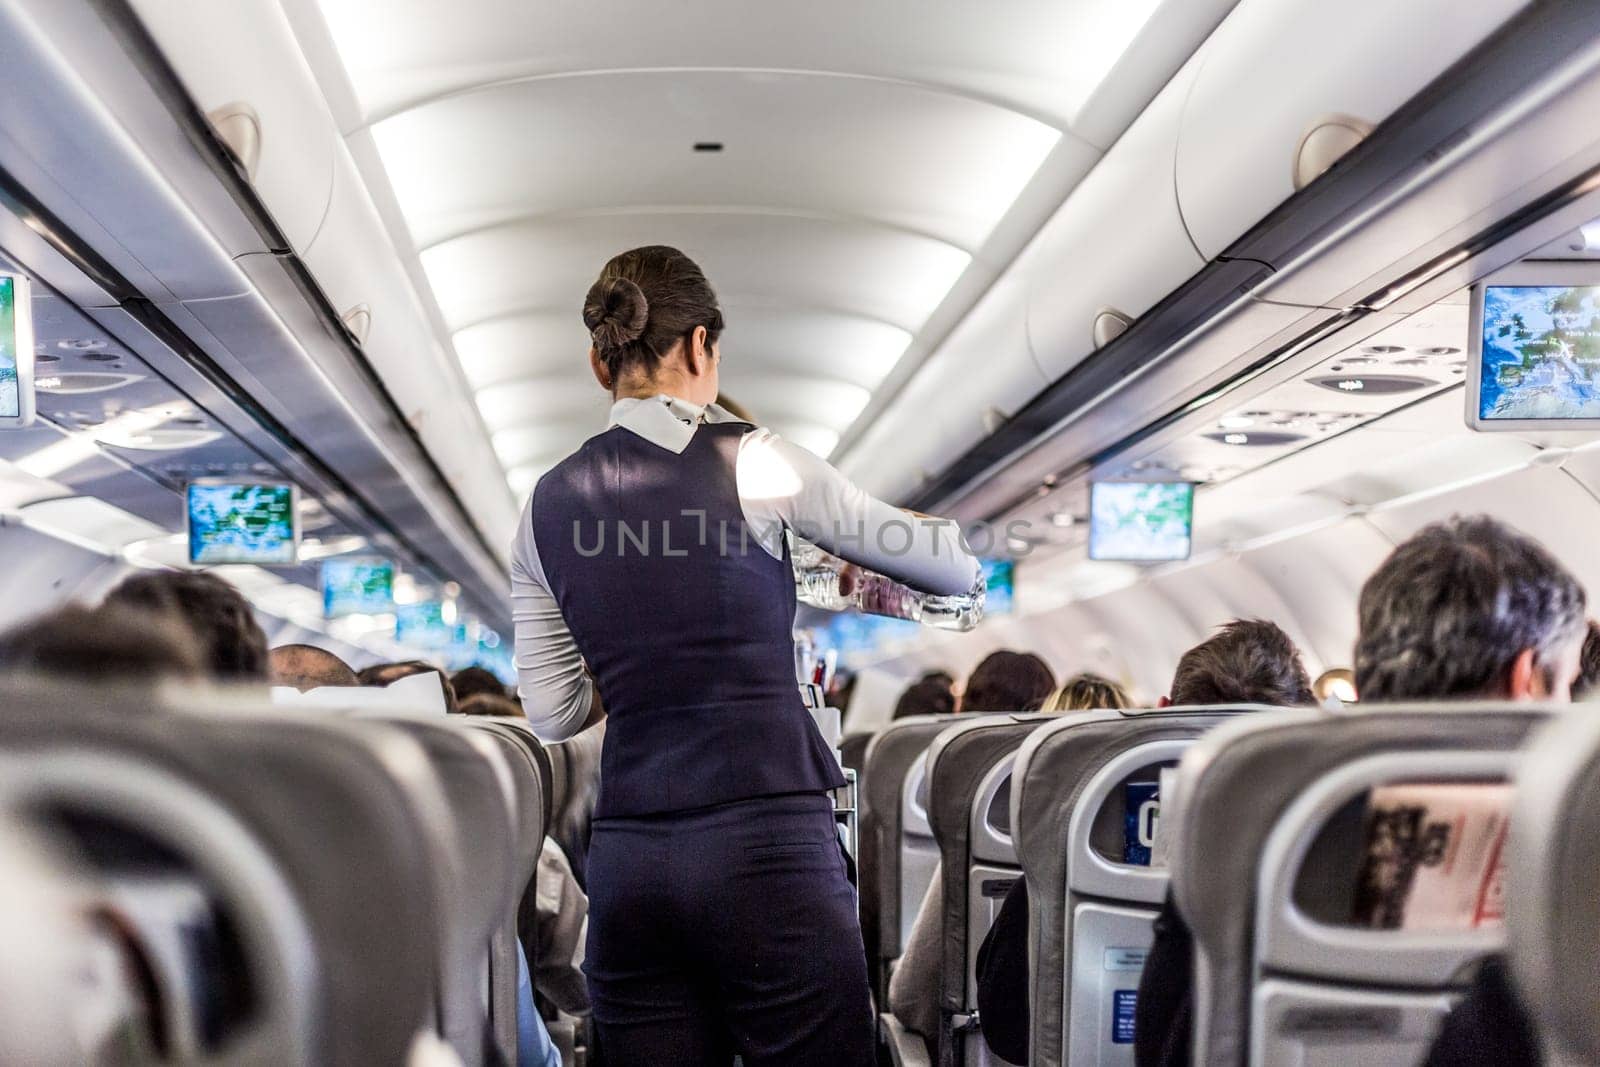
[879,1013,933,1067]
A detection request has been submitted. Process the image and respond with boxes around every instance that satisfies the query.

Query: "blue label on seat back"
[1123,781,1160,865]
[1113,989,1138,1044]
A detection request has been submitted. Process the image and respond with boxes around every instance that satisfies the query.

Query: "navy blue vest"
[531,420,846,818]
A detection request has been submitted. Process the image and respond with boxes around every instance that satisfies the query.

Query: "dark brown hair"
[960,650,1056,713]
[105,570,268,682]
[0,603,204,684]
[1169,619,1312,707]
[583,245,724,382]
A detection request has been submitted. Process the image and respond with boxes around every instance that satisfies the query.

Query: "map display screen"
[1478,285,1600,421]
[187,483,297,565]
[0,277,19,419]
[322,558,395,617]
[1089,482,1194,562]
[981,559,1015,615]
[395,602,456,648]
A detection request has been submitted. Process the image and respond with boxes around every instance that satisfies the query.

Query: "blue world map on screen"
[1480,285,1600,420]
[189,484,296,565]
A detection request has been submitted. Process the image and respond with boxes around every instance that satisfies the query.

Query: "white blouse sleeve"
[736,427,980,597]
[510,505,594,742]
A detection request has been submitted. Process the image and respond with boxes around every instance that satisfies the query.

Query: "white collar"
[607,394,740,454]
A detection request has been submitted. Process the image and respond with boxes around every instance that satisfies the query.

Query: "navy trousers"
[585,792,875,1066]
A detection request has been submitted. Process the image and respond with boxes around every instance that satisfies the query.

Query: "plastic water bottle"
[790,539,986,631]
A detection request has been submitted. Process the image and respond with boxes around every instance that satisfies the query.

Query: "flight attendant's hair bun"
[585,277,649,351]
[582,245,724,382]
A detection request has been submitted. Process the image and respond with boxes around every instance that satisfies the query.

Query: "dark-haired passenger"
[105,570,268,682]
[513,245,976,1065]
[969,620,1313,1066]
[892,672,957,720]
[269,643,357,691]
[451,665,509,703]
[960,650,1056,712]
[1342,517,1584,1067]
[0,603,204,685]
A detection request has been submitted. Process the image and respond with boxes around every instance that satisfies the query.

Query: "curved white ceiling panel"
[316,0,1168,133]
[373,71,1062,252]
[420,212,973,334]
[296,0,1243,500]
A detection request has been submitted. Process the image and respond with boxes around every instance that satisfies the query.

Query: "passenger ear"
[1157,695,1172,708]
[1507,647,1539,701]
[590,346,612,392]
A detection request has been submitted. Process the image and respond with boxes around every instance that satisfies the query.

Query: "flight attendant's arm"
[737,428,980,596]
[512,518,602,742]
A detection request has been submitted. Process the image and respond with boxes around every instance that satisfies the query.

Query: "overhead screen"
[1088,482,1194,562]
[0,274,36,427]
[322,558,395,617]
[1469,264,1600,428]
[981,558,1015,615]
[186,482,298,566]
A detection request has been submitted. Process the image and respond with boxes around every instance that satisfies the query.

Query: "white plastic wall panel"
[1238,518,1395,674]
[1174,0,1527,262]
[304,144,518,534]
[1365,466,1600,599]
[129,0,338,254]
[0,525,116,627]
[1149,561,1322,675]
[843,273,1045,499]
[1026,58,1205,383]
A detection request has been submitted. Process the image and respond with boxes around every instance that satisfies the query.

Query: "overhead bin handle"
[207,101,262,181]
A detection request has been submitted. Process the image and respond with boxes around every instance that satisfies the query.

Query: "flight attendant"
[513,245,979,1065]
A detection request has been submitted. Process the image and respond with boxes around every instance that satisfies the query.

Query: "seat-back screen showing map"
[322,558,395,617]
[1477,284,1600,421]
[1089,482,1194,562]
[0,277,19,419]
[187,482,298,565]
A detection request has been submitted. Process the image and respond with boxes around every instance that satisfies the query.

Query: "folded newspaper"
[1351,782,1511,930]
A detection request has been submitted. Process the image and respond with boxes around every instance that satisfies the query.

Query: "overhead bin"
[128,0,339,254]
[1174,0,1527,265]
[1026,59,1205,384]
[846,274,1044,500]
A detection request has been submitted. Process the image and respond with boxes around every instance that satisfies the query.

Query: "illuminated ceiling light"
[34,372,145,395]
[393,573,420,606]
[1050,511,1077,528]
[15,403,177,478]
[1205,430,1307,448]
[1218,415,1254,430]
[1308,374,1434,396]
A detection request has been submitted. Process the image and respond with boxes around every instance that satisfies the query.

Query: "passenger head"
[892,676,957,720]
[458,692,524,718]
[1044,672,1133,712]
[1355,516,1587,702]
[0,603,204,685]
[269,643,358,692]
[1575,621,1600,701]
[1166,620,1313,707]
[104,570,268,682]
[357,660,458,715]
[450,665,508,703]
[959,651,1056,713]
[584,245,724,406]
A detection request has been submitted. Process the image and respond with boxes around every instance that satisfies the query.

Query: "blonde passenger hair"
[1043,672,1132,713]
